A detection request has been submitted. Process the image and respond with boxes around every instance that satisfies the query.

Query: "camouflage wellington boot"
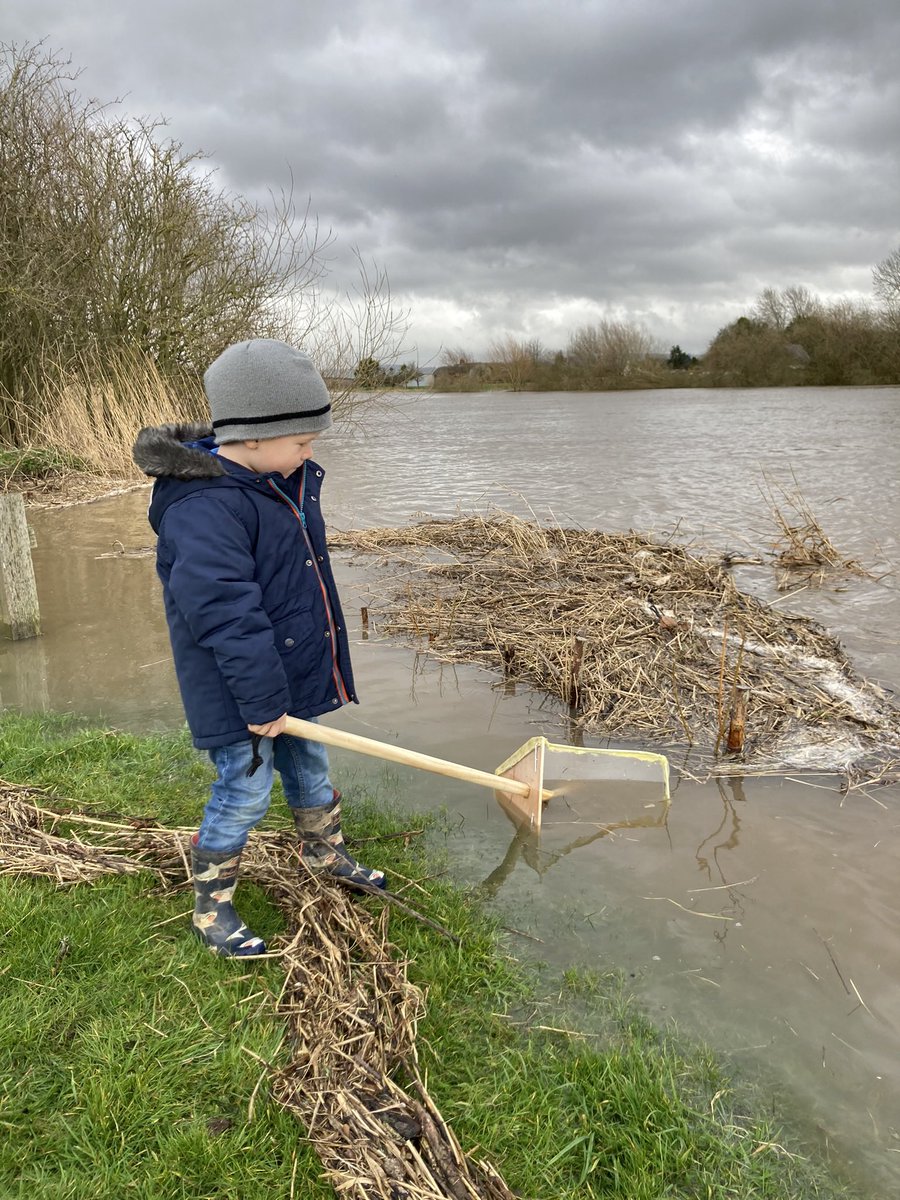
[292,791,386,889]
[190,840,267,956]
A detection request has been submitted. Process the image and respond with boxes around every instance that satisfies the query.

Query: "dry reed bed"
[332,514,900,783]
[759,472,878,589]
[4,473,149,509]
[0,789,516,1200]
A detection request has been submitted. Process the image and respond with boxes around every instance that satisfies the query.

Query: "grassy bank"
[0,712,851,1199]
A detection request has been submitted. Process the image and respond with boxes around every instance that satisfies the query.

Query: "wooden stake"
[0,493,40,640]
[713,618,729,755]
[360,606,369,639]
[566,634,586,708]
[726,687,749,753]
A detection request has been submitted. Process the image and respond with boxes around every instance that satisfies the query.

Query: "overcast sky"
[6,0,900,367]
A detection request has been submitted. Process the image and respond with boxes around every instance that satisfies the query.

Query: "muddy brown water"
[2,385,899,1192]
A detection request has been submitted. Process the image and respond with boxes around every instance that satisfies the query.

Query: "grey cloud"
[4,0,900,358]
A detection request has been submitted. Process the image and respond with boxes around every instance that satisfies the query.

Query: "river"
[2,385,899,1193]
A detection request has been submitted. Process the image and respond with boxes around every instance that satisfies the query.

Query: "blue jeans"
[197,723,334,853]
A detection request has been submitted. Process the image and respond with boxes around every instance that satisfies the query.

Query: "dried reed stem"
[332,512,900,784]
[0,791,517,1200]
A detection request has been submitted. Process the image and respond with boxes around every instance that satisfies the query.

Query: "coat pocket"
[271,607,318,658]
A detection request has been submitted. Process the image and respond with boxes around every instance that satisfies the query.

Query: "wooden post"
[726,687,749,753]
[566,634,586,709]
[0,493,40,640]
[360,606,369,640]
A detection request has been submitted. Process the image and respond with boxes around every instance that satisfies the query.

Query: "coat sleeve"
[160,494,291,725]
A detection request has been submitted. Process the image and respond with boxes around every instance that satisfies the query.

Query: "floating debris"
[332,513,900,785]
[94,541,155,559]
[759,471,880,589]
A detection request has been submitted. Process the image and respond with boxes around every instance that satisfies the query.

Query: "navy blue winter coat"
[133,423,357,748]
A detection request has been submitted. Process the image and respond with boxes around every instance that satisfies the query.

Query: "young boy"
[134,338,385,958]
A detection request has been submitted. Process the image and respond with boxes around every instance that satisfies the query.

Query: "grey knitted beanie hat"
[203,339,333,444]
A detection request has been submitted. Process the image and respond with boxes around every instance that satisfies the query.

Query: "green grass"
[0,712,853,1199]
[0,446,91,481]
[0,875,324,1200]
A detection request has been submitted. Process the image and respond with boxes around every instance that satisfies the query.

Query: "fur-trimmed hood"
[133,422,227,480]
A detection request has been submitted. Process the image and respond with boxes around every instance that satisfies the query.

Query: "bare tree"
[752,287,790,330]
[310,254,409,421]
[566,319,658,382]
[488,334,537,391]
[783,285,820,325]
[0,42,405,441]
[752,286,820,330]
[874,247,900,314]
[523,338,545,365]
[439,345,474,366]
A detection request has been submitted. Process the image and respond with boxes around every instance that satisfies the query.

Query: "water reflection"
[0,632,50,712]
[477,781,671,898]
[694,777,745,883]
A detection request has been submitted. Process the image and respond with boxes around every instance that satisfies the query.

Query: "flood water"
[2,386,899,1193]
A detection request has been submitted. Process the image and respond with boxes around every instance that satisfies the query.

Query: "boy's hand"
[248,714,288,737]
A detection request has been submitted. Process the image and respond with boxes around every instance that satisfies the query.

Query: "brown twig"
[0,794,512,1199]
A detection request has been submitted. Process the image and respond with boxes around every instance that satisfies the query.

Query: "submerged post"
[566,634,587,708]
[0,493,40,640]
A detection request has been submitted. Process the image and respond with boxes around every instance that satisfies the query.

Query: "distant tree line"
[703,282,900,386]
[434,322,669,392]
[434,264,900,392]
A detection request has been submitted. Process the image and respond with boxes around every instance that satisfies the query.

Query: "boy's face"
[219,432,320,477]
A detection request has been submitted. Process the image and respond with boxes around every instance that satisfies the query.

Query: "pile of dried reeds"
[759,472,877,588]
[16,474,149,510]
[332,513,900,782]
[0,790,517,1200]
